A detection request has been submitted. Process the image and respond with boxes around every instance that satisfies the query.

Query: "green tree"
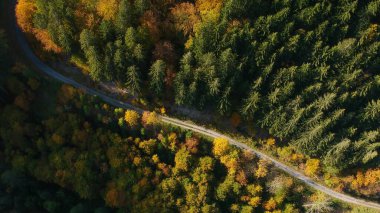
[86,47,104,81]
[126,66,141,96]
[116,0,134,33]
[363,100,380,121]
[149,60,166,96]
[242,91,260,118]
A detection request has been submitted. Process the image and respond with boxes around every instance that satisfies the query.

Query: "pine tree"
[125,27,137,51]
[86,47,104,81]
[218,87,232,115]
[363,100,380,121]
[116,0,133,33]
[149,60,166,96]
[79,29,95,51]
[126,66,141,96]
[242,91,260,117]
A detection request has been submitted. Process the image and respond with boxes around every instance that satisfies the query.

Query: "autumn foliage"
[263,197,277,211]
[124,110,140,127]
[195,0,222,21]
[305,159,320,177]
[105,184,127,207]
[33,29,62,53]
[10,0,380,208]
[97,0,119,20]
[140,10,161,40]
[16,0,36,33]
[213,137,230,157]
[0,67,339,212]
[255,159,268,178]
[170,2,200,36]
[349,168,380,196]
[16,0,62,53]
[142,111,159,126]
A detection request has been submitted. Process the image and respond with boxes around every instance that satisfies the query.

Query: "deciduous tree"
[16,0,36,33]
[124,110,140,127]
[305,159,320,177]
[170,3,199,36]
[97,0,119,20]
[213,138,230,157]
[142,111,159,126]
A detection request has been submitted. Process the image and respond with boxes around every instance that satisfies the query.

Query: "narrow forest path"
[8,0,380,210]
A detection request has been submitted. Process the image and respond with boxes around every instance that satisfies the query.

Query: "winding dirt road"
[9,0,380,210]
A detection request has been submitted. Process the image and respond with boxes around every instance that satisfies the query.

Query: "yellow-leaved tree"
[248,196,261,208]
[174,147,191,172]
[213,137,230,157]
[305,159,320,177]
[142,111,159,126]
[124,110,140,127]
[255,159,268,178]
[263,197,277,211]
[97,0,119,20]
[266,137,276,147]
[195,0,222,22]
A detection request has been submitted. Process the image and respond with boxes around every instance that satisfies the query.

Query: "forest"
[16,0,380,176]
[0,0,380,212]
[0,29,363,212]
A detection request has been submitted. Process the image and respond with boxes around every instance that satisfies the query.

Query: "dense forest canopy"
[0,30,337,212]
[16,0,380,173]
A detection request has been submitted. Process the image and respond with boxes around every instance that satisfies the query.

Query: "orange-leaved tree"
[263,197,277,211]
[142,111,159,126]
[105,183,127,207]
[170,2,200,36]
[33,29,62,53]
[16,0,62,53]
[16,0,36,33]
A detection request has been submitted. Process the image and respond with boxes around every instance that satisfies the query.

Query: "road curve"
[9,0,380,210]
